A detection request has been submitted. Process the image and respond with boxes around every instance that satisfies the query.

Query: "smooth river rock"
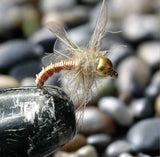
[127,118,160,154]
[98,97,134,126]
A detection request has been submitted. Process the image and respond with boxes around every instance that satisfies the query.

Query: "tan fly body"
[36,0,118,108]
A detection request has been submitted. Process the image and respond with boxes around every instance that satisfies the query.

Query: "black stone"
[86,134,112,150]
[129,98,154,120]
[9,60,42,81]
[127,118,160,155]
[0,86,76,157]
[105,140,132,157]
[0,40,43,72]
[29,28,56,53]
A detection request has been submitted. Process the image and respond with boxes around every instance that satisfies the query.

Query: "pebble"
[76,145,98,157]
[122,14,160,41]
[1,0,27,5]
[80,107,116,135]
[137,153,152,157]
[145,83,160,100]
[0,4,23,34]
[137,41,160,69]
[39,0,75,13]
[129,98,154,120]
[108,44,133,67]
[0,74,20,88]
[0,40,43,71]
[62,134,86,152]
[86,134,112,150]
[42,6,89,27]
[22,5,40,37]
[119,153,134,157]
[144,70,160,100]
[98,97,134,126]
[127,118,160,154]
[151,70,160,85]
[110,0,154,19]
[9,60,42,81]
[155,95,160,116]
[55,145,98,157]
[29,27,56,52]
[20,77,36,86]
[116,57,151,97]
[105,140,132,157]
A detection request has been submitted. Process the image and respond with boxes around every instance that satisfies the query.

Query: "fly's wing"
[42,22,80,66]
[88,0,108,53]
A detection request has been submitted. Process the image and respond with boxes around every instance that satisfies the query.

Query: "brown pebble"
[155,95,160,116]
[62,134,86,152]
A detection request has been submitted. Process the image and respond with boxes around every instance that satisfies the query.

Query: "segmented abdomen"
[36,60,76,88]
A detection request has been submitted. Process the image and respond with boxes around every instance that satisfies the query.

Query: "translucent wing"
[42,39,73,66]
[46,22,79,50]
[88,0,108,53]
[42,22,80,66]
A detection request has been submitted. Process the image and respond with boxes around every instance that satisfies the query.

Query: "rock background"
[0,0,159,156]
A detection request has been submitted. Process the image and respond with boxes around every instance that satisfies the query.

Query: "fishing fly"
[36,0,118,108]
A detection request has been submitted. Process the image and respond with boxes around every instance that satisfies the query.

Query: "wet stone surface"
[29,27,56,52]
[116,57,151,97]
[98,97,134,126]
[129,98,154,120]
[80,107,116,135]
[105,140,132,157]
[86,134,112,150]
[9,60,42,81]
[127,118,160,155]
[0,74,20,88]
[0,0,159,157]
[0,40,43,71]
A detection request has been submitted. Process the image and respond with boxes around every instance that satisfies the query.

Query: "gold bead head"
[97,56,118,79]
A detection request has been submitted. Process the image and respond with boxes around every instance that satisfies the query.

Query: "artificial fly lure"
[36,0,118,113]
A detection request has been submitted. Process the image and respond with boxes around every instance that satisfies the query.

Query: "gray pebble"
[109,0,154,19]
[127,118,160,154]
[39,0,75,13]
[29,27,56,52]
[145,70,160,100]
[98,97,134,126]
[0,40,43,71]
[86,134,112,149]
[137,41,160,69]
[108,44,133,67]
[0,4,22,34]
[129,98,154,120]
[119,153,134,157]
[122,14,160,41]
[105,140,132,157]
[80,107,116,135]
[68,23,91,46]
[9,60,42,81]
[20,77,36,86]
[42,6,90,27]
[116,57,151,97]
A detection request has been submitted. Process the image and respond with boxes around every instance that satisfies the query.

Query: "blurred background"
[0,0,160,157]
